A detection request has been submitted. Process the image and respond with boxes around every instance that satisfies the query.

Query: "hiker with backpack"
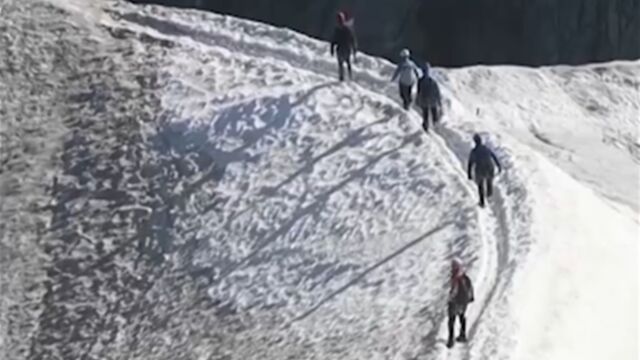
[330,11,358,82]
[416,62,443,132]
[467,134,502,208]
[447,257,475,348]
[391,48,422,110]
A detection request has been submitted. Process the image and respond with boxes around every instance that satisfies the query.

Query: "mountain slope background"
[129,0,640,67]
[0,1,637,359]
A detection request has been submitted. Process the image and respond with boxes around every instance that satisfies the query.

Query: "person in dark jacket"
[447,257,474,348]
[416,62,442,132]
[330,11,357,82]
[467,134,502,208]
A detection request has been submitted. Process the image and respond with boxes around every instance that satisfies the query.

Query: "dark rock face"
[131,0,640,66]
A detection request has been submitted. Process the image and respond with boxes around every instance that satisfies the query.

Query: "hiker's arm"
[391,66,400,81]
[467,151,475,179]
[330,30,337,55]
[491,150,502,173]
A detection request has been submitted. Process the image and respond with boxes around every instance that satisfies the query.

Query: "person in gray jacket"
[391,48,422,110]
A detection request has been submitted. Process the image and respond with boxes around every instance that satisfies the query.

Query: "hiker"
[391,48,422,110]
[447,257,475,348]
[330,11,358,81]
[416,62,443,132]
[467,134,502,208]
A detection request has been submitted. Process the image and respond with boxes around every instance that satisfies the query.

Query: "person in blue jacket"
[467,134,502,208]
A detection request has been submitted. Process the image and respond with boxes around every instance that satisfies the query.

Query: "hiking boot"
[446,337,455,348]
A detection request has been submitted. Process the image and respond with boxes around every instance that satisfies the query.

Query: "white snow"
[1,0,637,359]
[444,63,640,213]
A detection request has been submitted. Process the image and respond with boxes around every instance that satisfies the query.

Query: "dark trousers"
[447,302,467,342]
[337,53,352,81]
[476,174,494,207]
[399,84,413,110]
[421,106,440,131]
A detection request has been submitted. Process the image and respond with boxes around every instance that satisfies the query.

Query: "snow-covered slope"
[444,63,640,212]
[0,1,637,360]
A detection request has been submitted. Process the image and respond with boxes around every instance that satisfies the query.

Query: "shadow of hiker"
[260,117,390,197]
[292,81,341,106]
[208,81,338,146]
[412,302,448,358]
[212,132,424,289]
[138,93,304,264]
[289,218,455,325]
[155,87,323,196]
[152,82,343,213]
[146,88,396,283]
[172,132,426,325]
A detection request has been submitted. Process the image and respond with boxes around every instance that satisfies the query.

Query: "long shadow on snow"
[260,117,389,197]
[146,93,301,274]
[154,85,422,317]
[149,88,317,264]
[146,86,349,318]
[155,83,336,213]
[174,133,426,320]
[221,93,375,231]
[213,131,423,287]
[290,224,457,324]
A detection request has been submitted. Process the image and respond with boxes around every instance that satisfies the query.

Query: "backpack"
[451,275,474,304]
[395,60,422,86]
[474,145,496,174]
[417,76,441,107]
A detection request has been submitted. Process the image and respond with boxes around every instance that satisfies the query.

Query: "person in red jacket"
[447,257,474,348]
[330,11,358,81]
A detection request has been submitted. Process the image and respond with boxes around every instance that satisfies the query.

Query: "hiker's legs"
[477,178,486,207]
[337,56,345,81]
[422,107,430,131]
[458,312,467,340]
[447,303,456,346]
[400,85,411,109]
[431,105,440,124]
